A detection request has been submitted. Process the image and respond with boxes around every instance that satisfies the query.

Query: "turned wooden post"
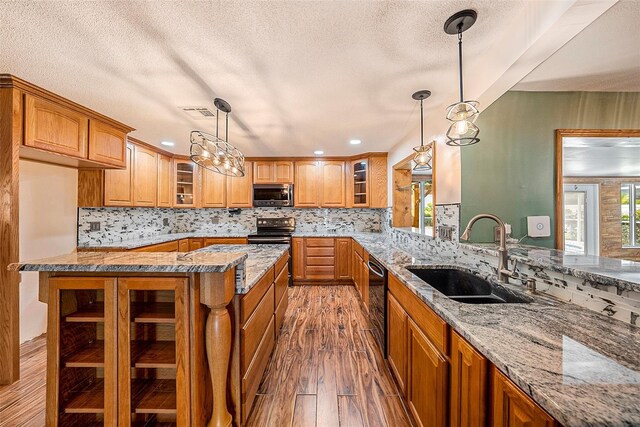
[200,269,237,427]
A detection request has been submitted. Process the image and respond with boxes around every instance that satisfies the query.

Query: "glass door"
[563,184,599,255]
[353,159,368,206]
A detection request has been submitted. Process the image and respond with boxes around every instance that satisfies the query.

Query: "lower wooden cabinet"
[189,238,204,251]
[203,237,248,246]
[407,317,448,427]
[130,240,179,252]
[292,238,305,280]
[450,330,488,427]
[335,238,351,279]
[491,367,557,427]
[292,237,357,283]
[387,293,408,396]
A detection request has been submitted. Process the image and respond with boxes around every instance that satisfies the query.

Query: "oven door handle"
[367,261,385,278]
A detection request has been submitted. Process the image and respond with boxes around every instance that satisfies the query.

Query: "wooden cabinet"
[348,156,388,208]
[24,94,89,159]
[129,240,179,252]
[491,367,557,427]
[294,161,320,207]
[451,331,488,427]
[88,119,127,167]
[133,144,158,207]
[227,161,253,208]
[157,154,173,207]
[203,237,248,246]
[335,238,351,279]
[104,143,134,206]
[407,317,448,427]
[253,161,294,184]
[351,158,369,207]
[292,238,305,280]
[387,293,408,396]
[321,161,346,207]
[174,160,198,207]
[189,238,204,251]
[202,168,227,208]
[368,155,388,208]
[304,238,335,280]
[178,239,189,252]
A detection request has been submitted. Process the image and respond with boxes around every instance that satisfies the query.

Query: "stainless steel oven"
[253,184,294,207]
[367,256,387,355]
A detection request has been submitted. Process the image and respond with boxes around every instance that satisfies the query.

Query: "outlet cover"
[210,216,220,224]
[89,222,101,232]
[163,218,169,226]
[438,226,453,241]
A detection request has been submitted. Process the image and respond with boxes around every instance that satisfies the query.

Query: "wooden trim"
[245,152,388,162]
[128,136,175,158]
[554,129,640,250]
[0,74,134,133]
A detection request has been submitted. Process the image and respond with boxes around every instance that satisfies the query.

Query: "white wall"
[19,160,78,343]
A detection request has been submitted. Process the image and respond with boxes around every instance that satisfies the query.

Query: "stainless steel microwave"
[252,184,294,207]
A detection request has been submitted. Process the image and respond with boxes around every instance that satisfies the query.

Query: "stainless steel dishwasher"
[367,256,387,355]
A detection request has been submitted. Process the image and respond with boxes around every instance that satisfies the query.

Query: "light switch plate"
[89,222,101,232]
[527,216,550,237]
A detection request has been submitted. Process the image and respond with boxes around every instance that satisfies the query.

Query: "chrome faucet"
[460,213,513,283]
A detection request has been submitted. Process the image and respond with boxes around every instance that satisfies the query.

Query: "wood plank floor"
[246,285,413,427]
[0,286,412,427]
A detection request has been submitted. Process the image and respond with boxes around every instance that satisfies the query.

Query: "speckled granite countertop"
[194,244,288,294]
[353,234,640,427]
[76,231,251,250]
[9,251,247,273]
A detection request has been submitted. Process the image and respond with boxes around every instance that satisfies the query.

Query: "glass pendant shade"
[190,131,245,177]
[412,143,432,170]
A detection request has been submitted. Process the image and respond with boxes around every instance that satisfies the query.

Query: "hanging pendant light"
[190,98,246,177]
[412,90,433,170]
[444,10,480,146]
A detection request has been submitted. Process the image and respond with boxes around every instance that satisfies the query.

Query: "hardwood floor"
[0,286,411,427]
[0,334,46,426]
[246,285,413,427]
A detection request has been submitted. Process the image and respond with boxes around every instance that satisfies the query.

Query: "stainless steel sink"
[406,267,532,304]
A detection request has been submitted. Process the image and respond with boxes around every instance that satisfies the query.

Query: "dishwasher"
[367,256,387,355]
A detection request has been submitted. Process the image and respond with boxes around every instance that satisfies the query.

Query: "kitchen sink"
[406,267,531,304]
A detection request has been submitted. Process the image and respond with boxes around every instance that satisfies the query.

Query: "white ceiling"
[514,0,640,92]
[0,1,618,156]
[564,137,640,176]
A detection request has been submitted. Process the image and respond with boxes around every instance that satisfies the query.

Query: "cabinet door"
[491,367,557,427]
[450,331,488,427]
[178,239,189,252]
[369,155,388,208]
[361,252,369,310]
[104,143,134,206]
[294,161,320,207]
[353,250,361,294]
[292,238,305,280]
[157,154,173,207]
[335,238,351,279]
[321,161,346,207]
[407,318,448,427]
[133,145,158,206]
[174,160,198,207]
[88,119,127,167]
[274,161,294,183]
[387,293,408,396]
[227,161,253,208]
[253,161,274,183]
[202,168,227,207]
[189,238,204,251]
[24,94,89,159]
[352,159,369,207]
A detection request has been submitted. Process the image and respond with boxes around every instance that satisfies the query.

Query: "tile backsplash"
[78,207,384,246]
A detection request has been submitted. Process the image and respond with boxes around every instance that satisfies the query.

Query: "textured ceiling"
[0,1,617,156]
[514,1,640,92]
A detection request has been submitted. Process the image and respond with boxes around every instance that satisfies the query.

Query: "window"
[621,184,640,247]
[410,179,433,235]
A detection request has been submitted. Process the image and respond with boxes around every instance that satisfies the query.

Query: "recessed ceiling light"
[161,141,175,147]
[349,139,362,145]
[314,150,324,155]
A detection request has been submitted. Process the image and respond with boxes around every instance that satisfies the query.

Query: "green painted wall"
[461,91,640,247]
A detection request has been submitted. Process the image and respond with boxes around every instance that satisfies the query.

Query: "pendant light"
[412,90,433,170]
[190,98,246,177]
[444,10,480,146]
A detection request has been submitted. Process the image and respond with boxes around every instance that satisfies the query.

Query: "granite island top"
[9,251,248,274]
[352,233,640,427]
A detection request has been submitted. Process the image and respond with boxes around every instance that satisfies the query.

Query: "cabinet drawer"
[304,266,335,280]
[306,247,335,257]
[130,240,179,252]
[241,267,275,324]
[204,237,248,246]
[274,264,288,308]
[242,316,275,423]
[275,253,289,277]
[305,238,335,247]
[306,256,335,266]
[275,289,288,334]
[389,273,449,355]
[241,284,275,374]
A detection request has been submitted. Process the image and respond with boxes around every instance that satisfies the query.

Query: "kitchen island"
[10,245,289,426]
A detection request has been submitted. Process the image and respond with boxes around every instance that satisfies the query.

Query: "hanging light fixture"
[412,90,433,170]
[190,98,246,177]
[444,9,480,146]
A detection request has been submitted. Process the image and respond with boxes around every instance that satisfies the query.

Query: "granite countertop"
[9,251,247,273]
[352,234,640,427]
[194,244,289,294]
[76,231,251,250]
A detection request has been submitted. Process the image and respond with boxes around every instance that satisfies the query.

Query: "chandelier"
[412,90,433,170]
[190,98,245,177]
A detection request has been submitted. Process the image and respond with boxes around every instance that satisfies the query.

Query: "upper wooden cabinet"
[321,161,346,207]
[133,144,158,207]
[157,154,173,207]
[88,119,127,167]
[104,143,134,206]
[491,367,557,427]
[174,160,198,207]
[202,167,227,208]
[295,161,321,207]
[24,94,89,159]
[348,155,388,208]
[254,161,294,184]
[227,161,253,208]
